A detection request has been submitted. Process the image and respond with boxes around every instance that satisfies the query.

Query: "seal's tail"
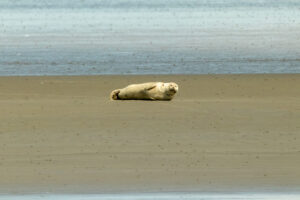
[110,89,120,100]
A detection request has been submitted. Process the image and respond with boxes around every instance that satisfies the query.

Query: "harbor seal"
[110,82,179,100]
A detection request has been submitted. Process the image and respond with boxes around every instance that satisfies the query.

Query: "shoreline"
[1,192,300,200]
[0,72,299,76]
[0,74,299,194]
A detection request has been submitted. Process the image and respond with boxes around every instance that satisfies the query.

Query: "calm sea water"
[1,0,300,75]
[1,193,300,200]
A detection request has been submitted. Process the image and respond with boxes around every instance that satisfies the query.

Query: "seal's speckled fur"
[110,82,178,100]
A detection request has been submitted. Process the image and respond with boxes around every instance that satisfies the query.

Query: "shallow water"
[1,0,300,75]
[1,193,300,200]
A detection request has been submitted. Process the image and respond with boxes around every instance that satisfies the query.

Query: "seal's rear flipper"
[110,89,120,100]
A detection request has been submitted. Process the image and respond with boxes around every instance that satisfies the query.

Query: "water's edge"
[1,192,300,200]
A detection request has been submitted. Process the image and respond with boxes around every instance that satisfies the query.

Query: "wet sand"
[0,74,300,194]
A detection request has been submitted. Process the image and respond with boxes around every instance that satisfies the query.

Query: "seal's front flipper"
[145,85,156,91]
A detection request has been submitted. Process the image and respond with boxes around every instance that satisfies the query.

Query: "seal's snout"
[170,87,176,93]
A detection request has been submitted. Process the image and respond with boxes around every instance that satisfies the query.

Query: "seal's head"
[164,82,179,97]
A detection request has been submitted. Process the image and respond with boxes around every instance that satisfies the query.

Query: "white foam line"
[1,193,300,200]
